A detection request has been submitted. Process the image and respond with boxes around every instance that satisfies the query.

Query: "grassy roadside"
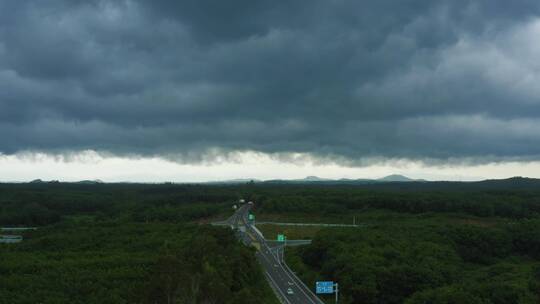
[256,223,326,240]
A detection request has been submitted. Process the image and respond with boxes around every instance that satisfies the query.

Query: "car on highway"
[287,288,294,295]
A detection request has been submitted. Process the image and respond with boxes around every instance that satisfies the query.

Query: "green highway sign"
[277,234,286,242]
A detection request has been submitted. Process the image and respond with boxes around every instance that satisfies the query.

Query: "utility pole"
[282,234,286,263]
[281,242,286,263]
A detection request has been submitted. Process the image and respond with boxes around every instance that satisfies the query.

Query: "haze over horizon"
[2,1,540,181]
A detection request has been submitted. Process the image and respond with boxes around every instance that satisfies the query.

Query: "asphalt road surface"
[227,204,324,304]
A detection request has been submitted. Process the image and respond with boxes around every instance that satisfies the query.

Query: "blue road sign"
[316,281,334,294]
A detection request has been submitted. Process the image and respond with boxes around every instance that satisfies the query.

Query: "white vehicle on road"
[287,288,294,295]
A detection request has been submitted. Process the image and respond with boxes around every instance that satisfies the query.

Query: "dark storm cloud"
[2,0,540,163]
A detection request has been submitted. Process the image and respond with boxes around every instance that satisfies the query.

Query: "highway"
[226,203,324,304]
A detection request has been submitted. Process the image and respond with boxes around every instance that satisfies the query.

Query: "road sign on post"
[277,234,286,242]
[316,281,339,303]
[316,281,334,294]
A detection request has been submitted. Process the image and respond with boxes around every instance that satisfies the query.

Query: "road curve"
[227,204,324,304]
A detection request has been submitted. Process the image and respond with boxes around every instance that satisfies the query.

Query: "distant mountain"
[29,179,60,184]
[75,180,104,184]
[11,176,540,190]
[262,174,426,184]
[264,176,335,184]
[298,176,332,182]
[377,174,423,182]
[473,176,540,189]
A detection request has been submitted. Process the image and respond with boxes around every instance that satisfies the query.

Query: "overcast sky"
[1,0,540,182]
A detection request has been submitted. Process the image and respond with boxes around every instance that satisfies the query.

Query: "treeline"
[288,220,540,303]
[0,183,246,226]
[4,182,540,227]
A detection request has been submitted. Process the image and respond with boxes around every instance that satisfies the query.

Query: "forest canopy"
[1,180,540,303]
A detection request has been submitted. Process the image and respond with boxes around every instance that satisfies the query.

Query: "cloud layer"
[1,0,540,163]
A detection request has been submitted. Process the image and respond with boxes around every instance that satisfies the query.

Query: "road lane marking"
[257,232,315,303]
[265,271,291,304]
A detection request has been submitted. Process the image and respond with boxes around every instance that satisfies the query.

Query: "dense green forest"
[2,180,540,303]
[285,220,540,303]
[0,183,276,304]
[250,181,540,303]
[0,183,241,226]
[255,180,540,219]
